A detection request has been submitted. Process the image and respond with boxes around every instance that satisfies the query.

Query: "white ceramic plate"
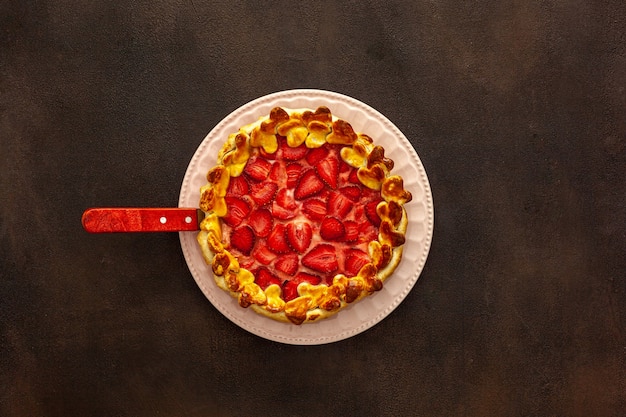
[178,89,433,345]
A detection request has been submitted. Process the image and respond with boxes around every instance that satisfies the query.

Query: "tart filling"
[197,106,412,324]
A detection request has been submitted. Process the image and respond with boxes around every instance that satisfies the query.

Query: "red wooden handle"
[81,208,203,233]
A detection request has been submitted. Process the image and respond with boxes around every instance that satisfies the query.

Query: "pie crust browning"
[197,107,412,324]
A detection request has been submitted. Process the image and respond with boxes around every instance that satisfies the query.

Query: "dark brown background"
[2,1,625,416]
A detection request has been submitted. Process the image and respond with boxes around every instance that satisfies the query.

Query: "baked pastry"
[197,106,412,324]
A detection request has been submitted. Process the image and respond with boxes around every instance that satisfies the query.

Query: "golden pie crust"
[197,106,412,324]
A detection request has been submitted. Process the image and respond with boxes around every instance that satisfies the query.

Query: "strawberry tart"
[196,106,412,324]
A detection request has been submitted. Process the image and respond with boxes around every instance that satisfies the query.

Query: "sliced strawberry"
[327,191,352,218]
[259,146,277,160]
[301,198,327,221]
[230,225,255,256]
[359,221,379,243]
[347,168,360,184]
[272,201,297,220]
[362,187,381,201]
[286,221,313,253]
[340,185,361,202]
[344,248,371,277]
[255,267,281,289]
[286,163,303,189]
[354,204,365,220]
[248,208,273,238]
[275,253,299,276]
[243,157,272,181]
[338,157,352,174]
[302,244,338,274]
[281,280,299,302]
[294,169,325,200]
[320,216,346,241]
[364,200,382,226]
[252,244,276,265]
[315,157,339,189]
[238,255,255,269]
[250,182,278,206]
[269,161,286,182]
[226,175,249,196]
[280,141,309,160]
[305,145,330,165]
[275,188,297,210]
[293,271,322,285]
[222,196,251,227]
[267,224,292,254]
[343,220,360,242]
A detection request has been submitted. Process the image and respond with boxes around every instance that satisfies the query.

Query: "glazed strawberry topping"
[248,208,273,238]
[221,140,384,300]
[226,175,249,196]
[286,222,312,253]
[319,216,345,241]
[294,169,325,200]
[230,225,255,256]
[302,244,339,274]
[243,157,272,181]
[250,182,278,206]
[315,157,339,189]
[344,248,371,277]
[275,253,299,275]
[222,196,250,227]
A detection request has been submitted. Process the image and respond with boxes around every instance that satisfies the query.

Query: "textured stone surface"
[2,1,625,416]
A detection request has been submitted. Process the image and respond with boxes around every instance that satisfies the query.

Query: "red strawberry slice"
[327,191,352,218]
[248,208,273,238]
[302,244,338,274]
[226,175,249,196]
[354,204,365,220]
[305,146,330,165]
[222,196,251,227]
[359,221,379,243]
[364,200,382,226]
[286,163,303,189]
[282,272,323,301]
[272,201,297,220]
[320,216,346,241]
[255,267,281,289]
[250,182,278,206]
[281,280,299,302]
[286,221,313,253]
[267,224,292,254]
[362,187,381,201]
[315,157,339,189]
[294,169,325,200]
[280,141,309,160]
[338,158,352,174]
[275,253,299,276]
[252,244,276,265]
[348,168,360,184]
[275,188,297,210]
[293,271,322,285]
[238,255,255,269]
[269,161,286,182]
[259,146,277,160]
[340,185,361,202]
[244,157,272,181]
[230,225,256,256]
[301,198,327,221]
[344,249,371,276]
[343,220,360,242]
